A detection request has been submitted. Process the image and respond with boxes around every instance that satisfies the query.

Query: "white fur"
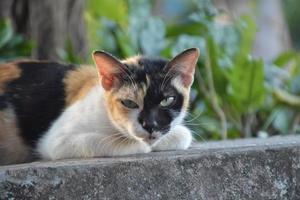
[151,125,192,151]
[38,86,148,160]
[37,85,192,160]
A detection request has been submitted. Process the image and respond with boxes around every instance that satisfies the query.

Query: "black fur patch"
[1,61,75,147]
[124,57,184,134]
[0,96,8,110]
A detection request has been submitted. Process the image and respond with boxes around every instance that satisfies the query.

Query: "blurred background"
[0,0,300,141]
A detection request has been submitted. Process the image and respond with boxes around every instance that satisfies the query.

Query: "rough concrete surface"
[1,135,300,200]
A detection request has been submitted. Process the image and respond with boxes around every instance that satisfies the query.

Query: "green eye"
[160,96,175,107]
[120,99,139,109]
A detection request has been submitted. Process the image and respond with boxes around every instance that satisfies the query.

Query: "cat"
[0,48,199,165]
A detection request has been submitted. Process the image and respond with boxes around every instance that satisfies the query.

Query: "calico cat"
[0,48,199,165]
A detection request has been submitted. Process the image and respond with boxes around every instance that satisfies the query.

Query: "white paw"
[151,125,192,151]
[111,139,151,156]
[134,140,151,154]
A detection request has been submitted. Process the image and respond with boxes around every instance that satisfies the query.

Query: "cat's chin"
[142,137,159,145]
[134,132,164,145]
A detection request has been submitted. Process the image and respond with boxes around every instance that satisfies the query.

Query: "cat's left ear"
[165,48,200,87]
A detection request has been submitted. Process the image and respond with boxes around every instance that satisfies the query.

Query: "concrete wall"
[1,136,300,200]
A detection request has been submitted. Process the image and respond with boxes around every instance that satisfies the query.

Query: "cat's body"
[0,48,199,165]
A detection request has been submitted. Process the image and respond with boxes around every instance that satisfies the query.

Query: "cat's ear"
[92,51,125,91]
[165,48,200,87]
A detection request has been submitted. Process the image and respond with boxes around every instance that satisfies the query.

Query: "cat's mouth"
[134,131,159,144]
[142,135,160,145]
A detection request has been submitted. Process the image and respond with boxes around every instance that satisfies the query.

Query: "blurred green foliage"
[0,18,33,62]
[57,39,83,64]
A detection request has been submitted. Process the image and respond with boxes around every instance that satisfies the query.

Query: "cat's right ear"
[92,51,125,91]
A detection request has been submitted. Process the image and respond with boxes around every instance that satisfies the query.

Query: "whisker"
[114,136,130,153]
[184,121,216,126]
[96,133,125,153]
[160,68,176,90]
[185,112,203,123]
[191,130,207,142]
[119,66,138,91]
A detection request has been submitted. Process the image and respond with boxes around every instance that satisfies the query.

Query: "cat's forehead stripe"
[121,56,168,86]
[145,75,150,91]
[122,55,141,66]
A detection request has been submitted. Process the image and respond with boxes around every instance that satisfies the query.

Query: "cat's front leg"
[38,133,151,160]
[151,125,193,151]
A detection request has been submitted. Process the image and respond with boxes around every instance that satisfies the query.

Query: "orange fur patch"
[105,91,130,126]
[0,63,21,94]
[0,108,29,165]
[103,84,148,141]
[64,66,99,106]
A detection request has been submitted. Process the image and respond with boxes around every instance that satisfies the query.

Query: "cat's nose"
[141,120,158,134]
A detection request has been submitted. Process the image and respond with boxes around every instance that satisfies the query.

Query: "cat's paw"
[133,140,151,154]
[151,125,192,151]
[111,139,151,156]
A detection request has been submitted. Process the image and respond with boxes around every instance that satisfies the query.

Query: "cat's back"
[0,61,76,110]
[0,61,98,164]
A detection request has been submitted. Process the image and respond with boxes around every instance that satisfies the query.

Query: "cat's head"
[92,48,199,144]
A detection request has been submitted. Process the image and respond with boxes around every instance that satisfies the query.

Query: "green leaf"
[86,0,128,27]
[234,16,256,64]
[114,29,136,57]
[205,37,227,95]
[274,88,300,107]
[228,58,265,113]
[166,23,205,37]
[273,51,298,67]
[84,11,102,56]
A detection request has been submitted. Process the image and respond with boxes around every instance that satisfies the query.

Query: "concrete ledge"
[1,136,300,199]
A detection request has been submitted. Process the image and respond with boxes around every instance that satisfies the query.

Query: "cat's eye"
[160,96,175,107]
[120,99,139,109]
